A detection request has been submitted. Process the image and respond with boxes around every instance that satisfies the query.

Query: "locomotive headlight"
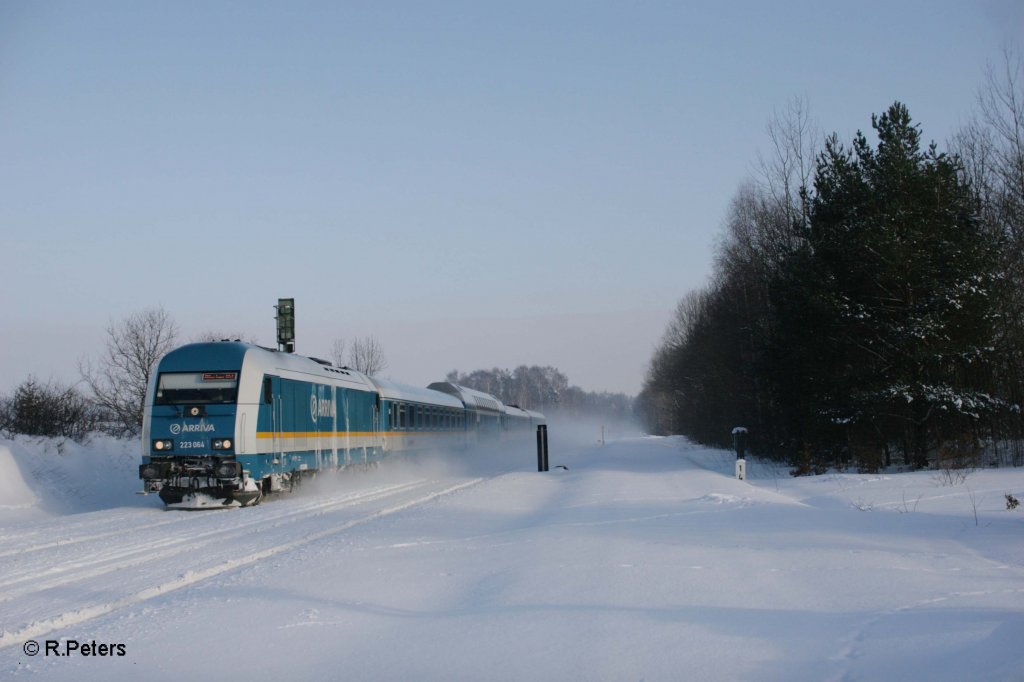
[212,438,233,450]
[153,439,173,451]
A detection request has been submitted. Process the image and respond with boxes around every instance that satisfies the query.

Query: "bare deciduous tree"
[80,307,178,436]
[756,94,821,224]
[329,338,348,368]
[348,336,388,376]
[952,45,1024,465]
[977,47,1024,204]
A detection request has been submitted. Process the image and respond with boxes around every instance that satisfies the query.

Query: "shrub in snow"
[933,434,980,485]
[0,377,105,442]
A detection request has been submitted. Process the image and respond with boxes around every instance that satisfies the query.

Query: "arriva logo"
[169,423,215,435]
[310,394,336,420]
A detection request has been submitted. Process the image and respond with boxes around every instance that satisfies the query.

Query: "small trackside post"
[732,426,748,480]
[536,425,549,472]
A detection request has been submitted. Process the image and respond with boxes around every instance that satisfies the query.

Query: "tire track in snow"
[0,514,185,559]
[825,587,1024,681]
[0,480,419,558]
[0,477,483,650]
[0,480,429,602]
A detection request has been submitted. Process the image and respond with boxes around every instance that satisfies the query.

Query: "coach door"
[314,383,328,473]
[373,395,380,450]
[263,375,283,465]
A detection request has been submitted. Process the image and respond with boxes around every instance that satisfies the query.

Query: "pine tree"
[803,103,1001,466]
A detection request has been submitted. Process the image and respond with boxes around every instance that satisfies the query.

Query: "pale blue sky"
[1,1,1020,395]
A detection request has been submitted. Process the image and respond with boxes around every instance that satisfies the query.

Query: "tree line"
[638,51,1024,473]
[444,366,634,423]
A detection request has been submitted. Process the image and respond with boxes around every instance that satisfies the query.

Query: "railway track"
[0,476,484,650]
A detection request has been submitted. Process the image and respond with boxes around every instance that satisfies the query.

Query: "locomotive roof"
[159,342,378,392]
[159,341,254,371]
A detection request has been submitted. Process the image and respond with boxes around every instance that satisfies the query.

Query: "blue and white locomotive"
[139,341,545,507]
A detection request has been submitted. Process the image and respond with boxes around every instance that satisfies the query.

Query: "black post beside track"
[537,425,549,472]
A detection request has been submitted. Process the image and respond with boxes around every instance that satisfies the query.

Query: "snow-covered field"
[2,431,1023,681]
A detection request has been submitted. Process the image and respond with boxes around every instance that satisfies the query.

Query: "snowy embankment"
[2,433,1023,681]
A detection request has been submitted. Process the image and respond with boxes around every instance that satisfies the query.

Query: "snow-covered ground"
[2,431,1023,681]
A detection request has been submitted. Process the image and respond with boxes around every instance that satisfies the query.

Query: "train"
[139,341,545,508]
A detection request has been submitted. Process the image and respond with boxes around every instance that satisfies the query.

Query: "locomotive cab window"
[156,371,239,405]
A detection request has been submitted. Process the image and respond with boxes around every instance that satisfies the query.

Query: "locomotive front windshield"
[155,371,240,405]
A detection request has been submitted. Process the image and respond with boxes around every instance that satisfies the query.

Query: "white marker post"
[732,426,748,481]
